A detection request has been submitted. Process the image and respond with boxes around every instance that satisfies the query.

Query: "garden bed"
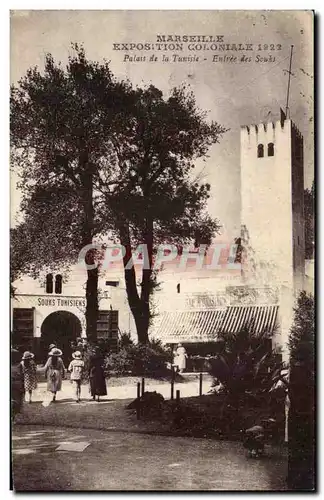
[128,392,285,442]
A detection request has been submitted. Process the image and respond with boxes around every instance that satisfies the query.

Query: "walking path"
[32,373,213,402]
[13,375,288,491]
[12,424,288,491]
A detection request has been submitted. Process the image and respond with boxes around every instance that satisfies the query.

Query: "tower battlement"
[241,118,303,144]
[240,118,291,145]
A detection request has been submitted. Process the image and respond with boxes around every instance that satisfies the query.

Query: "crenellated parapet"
[240,118,291,147]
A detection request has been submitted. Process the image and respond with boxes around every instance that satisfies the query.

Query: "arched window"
[55,274,63,294]
[176,283,180,294]
[45,274,53,294]
[257,144,264,158]
[268,142,274,156]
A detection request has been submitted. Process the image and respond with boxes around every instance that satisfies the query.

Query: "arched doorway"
[40,310,82,363]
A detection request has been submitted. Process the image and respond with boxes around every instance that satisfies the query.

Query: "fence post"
[136,382,141,420]
[199,373,203,397]
[141,377,145,397]
[176,390,180,402]
[171,366,175,400]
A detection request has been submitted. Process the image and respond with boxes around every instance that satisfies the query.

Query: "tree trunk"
[119,223,150,344]
[138,217,153,344]
[80,154,98,343]
[85,266,99,343]
[133,302,150,344]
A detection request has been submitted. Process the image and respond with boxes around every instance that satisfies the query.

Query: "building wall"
[304,259,315,295]
[291,122,305,292]
[11,266,132,339]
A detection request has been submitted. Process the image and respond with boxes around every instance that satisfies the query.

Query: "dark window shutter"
[55,275,62,294]
[46,274,53,294]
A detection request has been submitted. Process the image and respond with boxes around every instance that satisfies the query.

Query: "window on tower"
[45,274,53,294]
[257,144,264,158]
[268,142,275,156]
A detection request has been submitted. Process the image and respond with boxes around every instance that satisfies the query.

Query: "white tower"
[240,112,305,358]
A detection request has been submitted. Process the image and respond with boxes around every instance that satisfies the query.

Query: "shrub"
[127,391,165,417]
[105,347,134,375]
[119,332,134,349]
[208,324,282,402]
[105,339,172,377]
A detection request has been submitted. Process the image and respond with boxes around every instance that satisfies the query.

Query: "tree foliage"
[10,45,131,339]
[288,291,315,366]
[287,291,315,491]
[304,181,315,260]
[100,83,226,342]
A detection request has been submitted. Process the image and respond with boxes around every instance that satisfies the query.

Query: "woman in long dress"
[11,348,25,419]
[20,351,37,403]
[89,349,107,402]
[174,343,188,373]
[44,348,66,402]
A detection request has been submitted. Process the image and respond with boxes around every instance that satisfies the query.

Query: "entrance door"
[40,311,82,363]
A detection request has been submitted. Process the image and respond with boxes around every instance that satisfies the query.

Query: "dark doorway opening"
[40,310,82,363]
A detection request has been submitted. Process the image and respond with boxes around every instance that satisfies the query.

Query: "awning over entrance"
[156,309,227,343]
[220,305,279,335]
[154,305,279,343]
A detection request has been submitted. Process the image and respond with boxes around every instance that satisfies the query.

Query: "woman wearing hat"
[68,351,84,403]
[20,351,37,403]
[44,348,66,402]
[89,347,107,402]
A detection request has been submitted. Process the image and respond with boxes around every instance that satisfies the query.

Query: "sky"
[10,10,314,238]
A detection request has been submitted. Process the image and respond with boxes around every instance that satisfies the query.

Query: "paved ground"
[12,424,288,491]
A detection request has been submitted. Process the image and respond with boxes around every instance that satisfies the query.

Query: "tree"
[304,181,315,260]
[100,84,226,343]
[287,291,315,490]
[10,45,132,341]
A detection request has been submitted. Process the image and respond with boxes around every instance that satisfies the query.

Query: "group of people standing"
[16,343,108,404]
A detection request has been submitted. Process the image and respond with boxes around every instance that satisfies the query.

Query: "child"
[68,351,84,402]
[20,351,37,403]
[44,348,65,402]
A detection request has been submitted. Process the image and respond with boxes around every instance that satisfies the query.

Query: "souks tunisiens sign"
[37,297,86,308]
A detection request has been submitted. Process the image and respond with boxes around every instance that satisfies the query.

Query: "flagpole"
[285,45,294,118]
